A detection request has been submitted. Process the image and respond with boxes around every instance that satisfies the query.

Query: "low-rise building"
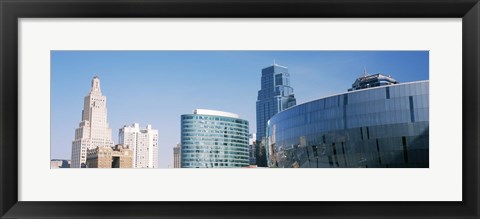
[50,159,71,168]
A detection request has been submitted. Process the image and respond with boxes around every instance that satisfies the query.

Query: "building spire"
[273,59,276,66]
[363,66,369,77]
[90,76,102,95]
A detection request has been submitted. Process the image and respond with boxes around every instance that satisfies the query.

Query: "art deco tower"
[71,76,114,168]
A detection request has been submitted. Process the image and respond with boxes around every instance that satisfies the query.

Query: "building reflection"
[266,75,429,168]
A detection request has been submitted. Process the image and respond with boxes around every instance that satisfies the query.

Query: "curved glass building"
[266,79,429,168]
[181,109,250,168]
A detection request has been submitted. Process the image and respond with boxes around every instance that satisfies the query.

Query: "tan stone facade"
[86,145,132,168]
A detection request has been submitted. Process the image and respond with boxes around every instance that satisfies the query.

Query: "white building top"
[272,63,288,69]
[121,123,157,133]
[193,109,239,118]
[272,59,288,68]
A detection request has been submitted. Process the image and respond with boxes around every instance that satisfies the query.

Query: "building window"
[402,136,409,163]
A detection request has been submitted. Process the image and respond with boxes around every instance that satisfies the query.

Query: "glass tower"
[256,63,296,166]
[180,109,250,168]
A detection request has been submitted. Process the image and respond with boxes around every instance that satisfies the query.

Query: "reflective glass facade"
[266,81,429,168]
[181,114,250,168]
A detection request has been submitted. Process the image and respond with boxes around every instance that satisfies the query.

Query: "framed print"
[1,0,479,218]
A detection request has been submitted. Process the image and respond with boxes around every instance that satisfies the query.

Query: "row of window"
[182,124,248,132]
[182,148,248,155]
[181,162,249,168]
[181,154,249,160]
[182,133,248,141]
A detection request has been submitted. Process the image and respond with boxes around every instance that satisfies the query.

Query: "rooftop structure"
[193,109,239,118]
[348,69,399,91]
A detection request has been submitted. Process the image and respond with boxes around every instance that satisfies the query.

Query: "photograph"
[3,0,477,217]
[50,50,429,168]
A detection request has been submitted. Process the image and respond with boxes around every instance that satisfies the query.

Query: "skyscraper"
[180,109,250,168]
[256,63,296,166]
[173,143,181,168]
[119,123,158,168]
[71,76,114,168]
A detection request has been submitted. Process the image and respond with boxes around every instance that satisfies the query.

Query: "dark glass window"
[312,145,318,157]
[402,136,409,163]
[376,139,382,165]
[409,96,415,122]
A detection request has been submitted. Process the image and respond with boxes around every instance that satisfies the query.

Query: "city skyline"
[51,51,429,168]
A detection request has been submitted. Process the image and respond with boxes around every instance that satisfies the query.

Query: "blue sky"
[51,51,429,168]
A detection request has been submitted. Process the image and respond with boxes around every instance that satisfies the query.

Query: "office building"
[86,144,133,168]
[248,133,256,165]
[180,109,250,168]
[71,76,114,168]
[119,123,158,168]
[256,62,296,166]
[266,74,429,168]
[173,143,181,168]
[50,159,70,168]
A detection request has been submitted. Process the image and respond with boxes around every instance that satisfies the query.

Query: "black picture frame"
[1,0,479,218]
